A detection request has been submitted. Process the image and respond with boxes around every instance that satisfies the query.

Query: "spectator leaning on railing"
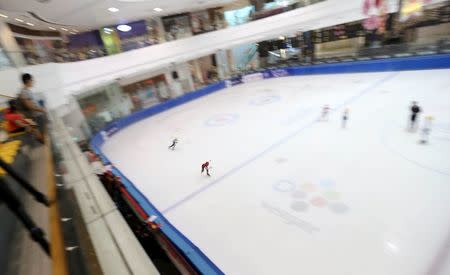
[17,73,47,136]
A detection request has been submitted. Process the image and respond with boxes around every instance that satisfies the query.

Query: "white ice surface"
[102,70,450,275]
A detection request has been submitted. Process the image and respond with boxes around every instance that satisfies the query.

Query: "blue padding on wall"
[287,54,450,76]
[91,54,450,274]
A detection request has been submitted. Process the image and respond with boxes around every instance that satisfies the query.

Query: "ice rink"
[102,69,450,275]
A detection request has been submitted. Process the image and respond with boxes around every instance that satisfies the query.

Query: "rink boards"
[91,54,450,275]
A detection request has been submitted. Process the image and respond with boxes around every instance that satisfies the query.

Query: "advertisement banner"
[227,76,243,86]
[242,72,264,83]
[104,123,120,137]
[267,68,290,78]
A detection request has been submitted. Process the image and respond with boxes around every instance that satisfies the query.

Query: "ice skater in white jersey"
[320,105,330,121]
[419,116,433,144]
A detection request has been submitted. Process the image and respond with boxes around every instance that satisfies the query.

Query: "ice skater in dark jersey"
[410,101,421,131]
[342,108,349,128]
[201,161,211,177]
[168,138,178,150]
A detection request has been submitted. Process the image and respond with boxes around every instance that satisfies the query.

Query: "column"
[0,22,26,67]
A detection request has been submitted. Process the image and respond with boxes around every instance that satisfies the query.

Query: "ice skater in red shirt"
[201,161,211,177]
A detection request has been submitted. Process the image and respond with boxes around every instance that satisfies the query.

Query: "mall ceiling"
[0,0,234,33]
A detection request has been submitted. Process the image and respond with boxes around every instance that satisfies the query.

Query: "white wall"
[0,63,65,108]
[23,63,66,108]
[0,67,20,96]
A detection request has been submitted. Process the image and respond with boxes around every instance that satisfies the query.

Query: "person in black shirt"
[410,101,421,131]
[168,138,178,150]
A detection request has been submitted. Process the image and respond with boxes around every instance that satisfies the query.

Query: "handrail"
[50,113,159,275]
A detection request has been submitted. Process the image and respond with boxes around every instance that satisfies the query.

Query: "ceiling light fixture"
[26,22,34,26]
[153,8,163,12]
[103,27,113,32]
[15,18,24,22]
[108,7,119,13]
[117,24,132,32]
[61,27,68,31]
[49,26,56,30]
[0,13,8,18]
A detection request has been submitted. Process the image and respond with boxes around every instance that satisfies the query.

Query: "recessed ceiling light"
[0,13,8,18]
[117,24,132,32]
[49,26,56,30]
[61,27,68,31]
[15,18,24,22]
[26,22,34,26]
[108,7,119,13]
[153,8,163,12]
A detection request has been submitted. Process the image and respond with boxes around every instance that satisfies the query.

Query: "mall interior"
[0,0,449,274]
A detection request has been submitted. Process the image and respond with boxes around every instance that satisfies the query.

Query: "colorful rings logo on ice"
[273,179,350,214]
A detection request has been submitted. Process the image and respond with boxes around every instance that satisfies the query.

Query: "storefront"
[189,55,219,88]
[224,6,255,26]
[99,27,122,55]
[312,21,365,58]
[121,74,169,111]
[190,8,225,34]
[76,83,133,133]
[67,30,105,61]
[9,23,64,64]
[115,20,153,51]
[146,18,165,44]
[162,13,193,41]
